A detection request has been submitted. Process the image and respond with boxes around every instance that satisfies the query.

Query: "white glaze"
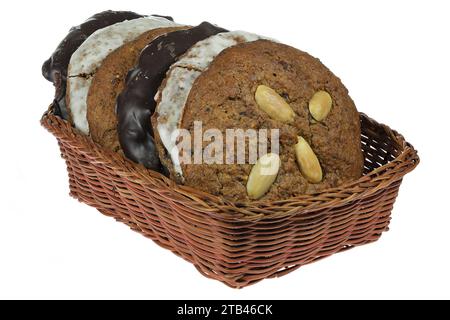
[155,31,265,179]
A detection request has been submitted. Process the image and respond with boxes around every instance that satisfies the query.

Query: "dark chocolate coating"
[117,22,227,172]
[42,10,145,118]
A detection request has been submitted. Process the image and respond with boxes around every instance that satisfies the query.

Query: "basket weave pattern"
[41,105,418,288]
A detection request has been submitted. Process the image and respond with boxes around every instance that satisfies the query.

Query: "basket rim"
[41,104,419,220]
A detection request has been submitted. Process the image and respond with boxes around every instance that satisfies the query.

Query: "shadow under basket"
[41,105,419,288]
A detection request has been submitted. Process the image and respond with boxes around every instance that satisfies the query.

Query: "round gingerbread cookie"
[155,39,363,202]
[87,26,187,152]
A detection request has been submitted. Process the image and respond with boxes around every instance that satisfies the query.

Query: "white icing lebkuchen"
[155,31,265,179]
[68,16,179,134]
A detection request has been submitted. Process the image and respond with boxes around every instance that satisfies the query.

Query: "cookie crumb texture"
[181,40,364,202]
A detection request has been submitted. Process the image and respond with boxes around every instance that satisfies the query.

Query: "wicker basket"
[41,105,419,288]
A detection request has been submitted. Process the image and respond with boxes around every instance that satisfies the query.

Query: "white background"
[0,0,449,300]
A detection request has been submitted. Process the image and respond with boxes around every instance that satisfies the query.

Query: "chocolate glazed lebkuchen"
[116,22,227,171]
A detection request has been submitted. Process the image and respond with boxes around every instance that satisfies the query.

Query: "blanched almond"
[246,153,281,200]
[309,90,332,121]
[294,136,322,183]
[255,85,295,123]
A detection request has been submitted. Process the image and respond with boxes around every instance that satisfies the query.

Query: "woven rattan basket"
[41,104,419,288]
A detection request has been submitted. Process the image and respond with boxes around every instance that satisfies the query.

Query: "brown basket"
[41,105,419,288]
